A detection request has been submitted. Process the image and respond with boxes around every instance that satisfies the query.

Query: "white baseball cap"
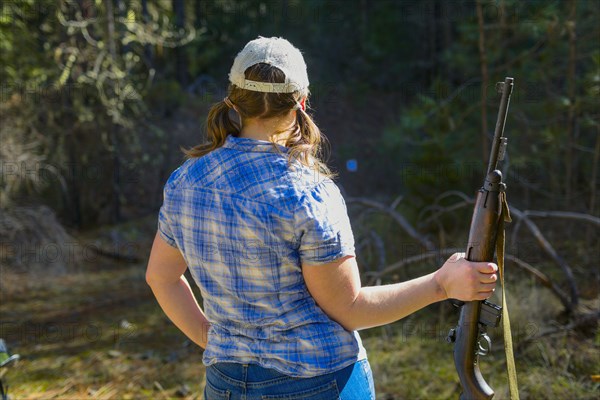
[228,36,309,93]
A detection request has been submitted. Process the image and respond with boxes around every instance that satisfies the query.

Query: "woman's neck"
[239,111,296,145]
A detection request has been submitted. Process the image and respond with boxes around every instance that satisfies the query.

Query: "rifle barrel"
[487,77,514,175]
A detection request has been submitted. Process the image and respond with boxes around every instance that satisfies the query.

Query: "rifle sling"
[498,192,520,400]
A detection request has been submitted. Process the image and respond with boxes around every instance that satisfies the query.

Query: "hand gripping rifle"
[446,77,516,400]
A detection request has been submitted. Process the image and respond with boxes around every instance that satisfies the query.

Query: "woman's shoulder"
[164,149,229,190]
[163,159,193,190]
[285,165,343,204]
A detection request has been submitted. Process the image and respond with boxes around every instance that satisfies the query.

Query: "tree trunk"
[476,0,489,164]
[172,0,188,87]
[104,0,121,222]
[429,0,436,81]
[105,0,117,60]
[499,0,507,33]
[590,127,599,215]
[194,0,203,28]
[141,0,154,68]
[440,0,453,82]
[116,0,129,53]
[565,0,578,204]
[66,131,82,228]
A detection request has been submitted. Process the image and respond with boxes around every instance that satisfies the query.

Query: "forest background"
[0,0,598,399]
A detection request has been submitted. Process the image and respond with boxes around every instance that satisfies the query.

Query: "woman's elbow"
[326,293,369,332]
[145,265,171,287]
[338,319,360,332]
[145,268,158,286]
[322,306,361,332]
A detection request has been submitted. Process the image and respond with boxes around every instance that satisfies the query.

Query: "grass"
[0,218,597,399]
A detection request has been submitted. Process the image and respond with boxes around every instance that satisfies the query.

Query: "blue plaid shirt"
[158,135,367,377]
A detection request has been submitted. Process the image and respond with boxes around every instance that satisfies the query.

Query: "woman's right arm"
[302,253,498,332]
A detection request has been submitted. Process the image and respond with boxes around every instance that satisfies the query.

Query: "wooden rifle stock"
[447,77,514,400]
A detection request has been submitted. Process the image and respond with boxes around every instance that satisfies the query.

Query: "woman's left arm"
[146,232,210,348]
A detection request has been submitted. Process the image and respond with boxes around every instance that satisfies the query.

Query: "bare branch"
[425,77,481,119]
[510,206,579,307]
[390,195,404,210]
[366,248,463,285]
[517,310,600,349]
[352,190,591,310]
[56,9,97,29]
[433,190,474,204]
[369,230,387,272]
[365,248,573,312]
[390,190,589,309]
[503,254,572,311]
[418,190,474,227]
[419,200,472,227]
[522,211,600,226]
[347,197,436,251]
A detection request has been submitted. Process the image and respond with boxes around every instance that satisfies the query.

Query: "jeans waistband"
[207,362,304,389]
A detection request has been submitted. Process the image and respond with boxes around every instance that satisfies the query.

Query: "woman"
[146,37,498,400]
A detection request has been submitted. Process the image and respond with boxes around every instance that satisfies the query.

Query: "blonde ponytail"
[285,106,335,179]
[183,63,335,179]
[183,100,240,159]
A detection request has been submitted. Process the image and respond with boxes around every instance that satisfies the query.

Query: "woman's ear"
[300,97,306,111]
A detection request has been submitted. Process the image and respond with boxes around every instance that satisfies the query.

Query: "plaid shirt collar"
[223,134,290,154]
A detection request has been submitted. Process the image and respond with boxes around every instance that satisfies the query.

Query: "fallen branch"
[516,310,600,350]
[365,248,462,285]
[413,190,585,310]
[503,254,572,312]
[364,248,574,314]
[511,210,600,248]
[509,206,579,308]
[419,200,472,228]
[355,230,387,275]
[521,210,600,227]
[418,190,474,227]
[347,197,436,251]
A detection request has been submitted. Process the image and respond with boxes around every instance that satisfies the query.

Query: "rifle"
[446,77,515,400]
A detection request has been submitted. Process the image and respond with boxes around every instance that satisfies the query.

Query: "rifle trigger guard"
[477,332,492,356]
[447,327,457,343]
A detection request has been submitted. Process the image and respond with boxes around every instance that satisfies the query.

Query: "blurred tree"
[0,0,194,226]
[376,0,599,215]
[1,0,598,227]
[172,0,188,86]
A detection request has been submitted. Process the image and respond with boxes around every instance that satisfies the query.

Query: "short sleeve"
[157,186,178,248]
[294,180,356,265]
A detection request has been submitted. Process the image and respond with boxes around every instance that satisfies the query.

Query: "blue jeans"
[204,359,375,400]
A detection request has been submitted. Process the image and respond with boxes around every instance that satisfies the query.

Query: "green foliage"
[0,0,198,225]
[375,0,600,213]
[2,2,598,398]
[3,0,599,224]
[145,79,184,117]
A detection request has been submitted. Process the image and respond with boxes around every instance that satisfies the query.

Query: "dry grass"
[0,220,597,399]
[0,205,80,288]
[1,265,207,399]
